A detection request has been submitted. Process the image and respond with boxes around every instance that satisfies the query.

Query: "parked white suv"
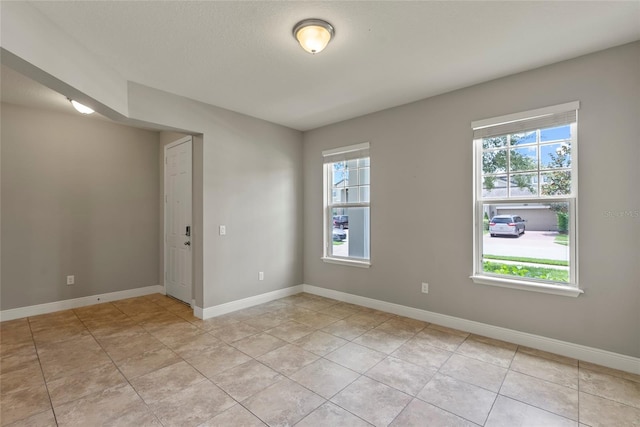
[489,215,525,237]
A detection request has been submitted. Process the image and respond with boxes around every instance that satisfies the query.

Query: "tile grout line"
[75,301,163,425]
[10,293,637,426]
[208,298,331,426]
[494,366,580,423]
[113,297,260,425]
[5,296,502,425]
[294,308,416,426]
[482,341,519,427]
[71,298,204,425]
[26,316,60,427]
[414,335,478,425]
[228,299,382,425]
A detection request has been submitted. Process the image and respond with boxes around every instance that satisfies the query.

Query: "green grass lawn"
[554,234,569,246]
[483,261,569,283]
[483,255,568,267]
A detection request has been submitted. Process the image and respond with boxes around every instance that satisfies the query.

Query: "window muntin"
[323,143,370,265]
[481,125,574,200]
[472,103,579,292]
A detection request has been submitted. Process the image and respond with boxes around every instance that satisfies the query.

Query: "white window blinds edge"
[322,142,370,164]
[472,101,580,139]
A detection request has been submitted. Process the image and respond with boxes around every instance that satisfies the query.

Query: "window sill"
[470,275,583,297]
[322,257,371,268]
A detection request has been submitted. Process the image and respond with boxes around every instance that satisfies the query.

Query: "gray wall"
[1,103,160,309]
[303,42,640,358]
[125,83,304,310]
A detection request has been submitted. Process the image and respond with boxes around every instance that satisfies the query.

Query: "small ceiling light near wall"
[293,19,334,54]
[68,98,94,115]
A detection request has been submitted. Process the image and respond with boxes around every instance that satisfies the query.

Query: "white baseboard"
[7,281,635,375]
[0,285,165,321]
[196,285,303,320]
[302,284,640,375]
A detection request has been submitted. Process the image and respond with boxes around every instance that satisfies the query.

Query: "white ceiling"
[4,1,640,131]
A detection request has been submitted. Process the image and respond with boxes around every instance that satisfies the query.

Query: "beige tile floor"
[1,292,639,426]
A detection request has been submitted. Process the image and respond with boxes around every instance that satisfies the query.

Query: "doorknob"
[184,241,191,246]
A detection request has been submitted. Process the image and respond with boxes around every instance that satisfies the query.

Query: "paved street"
[483,231,568,261]
[332,229,349,257]
[332,230,568,262]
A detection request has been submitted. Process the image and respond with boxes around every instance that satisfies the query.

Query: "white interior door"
[164,136,192,304]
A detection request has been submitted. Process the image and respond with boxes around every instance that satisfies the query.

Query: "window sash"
[472,103,579,291]
[475,122,577,200]
[324,145,371,263]
[327,203,371,213]
[473,198,577,288]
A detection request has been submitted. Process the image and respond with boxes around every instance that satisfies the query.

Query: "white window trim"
[321,257,371,268]
[470,274,583,297]
[471,102,582,297]
[471,101,580,130]
[322,142,371,267]
[322,142,370,158]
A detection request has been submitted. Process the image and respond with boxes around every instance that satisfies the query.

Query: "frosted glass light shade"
[69,99,94,114]
[293,19,334,54]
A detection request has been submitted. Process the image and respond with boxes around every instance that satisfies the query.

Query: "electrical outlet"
[67,275,75,285]
[259,271,264,281]
[421,282,429,293]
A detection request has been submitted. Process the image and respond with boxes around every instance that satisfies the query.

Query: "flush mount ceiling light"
[67,98,94,115]
[293,19,334,54]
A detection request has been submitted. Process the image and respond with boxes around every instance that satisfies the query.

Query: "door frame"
[163,135,193,305]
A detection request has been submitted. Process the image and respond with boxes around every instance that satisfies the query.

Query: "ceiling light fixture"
[293,19,334,54]
[67,98,94,115]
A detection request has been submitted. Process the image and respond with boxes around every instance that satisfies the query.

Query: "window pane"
[358,158,370,167]
[332,162,346,187]
[330,159,371,205]
[483,149,507,174]
[360,185,370,202]
[345,186,359,202]
[509,173,538,197]
[483,202,570,283]
[347,168,359,186]
[330,207,370,260]
[541,143,571,169]
[510,131,537,145]
[483,175,508,198]
[540,125,571,142]
[541,171,571,196]
[510,147,537,172]
[332,188,345,204]
[358,167,370,185]
[482,136,508,149]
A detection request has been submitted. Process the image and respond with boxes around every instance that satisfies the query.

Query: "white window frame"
[470,102,583,297]
[322,142,371,268]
